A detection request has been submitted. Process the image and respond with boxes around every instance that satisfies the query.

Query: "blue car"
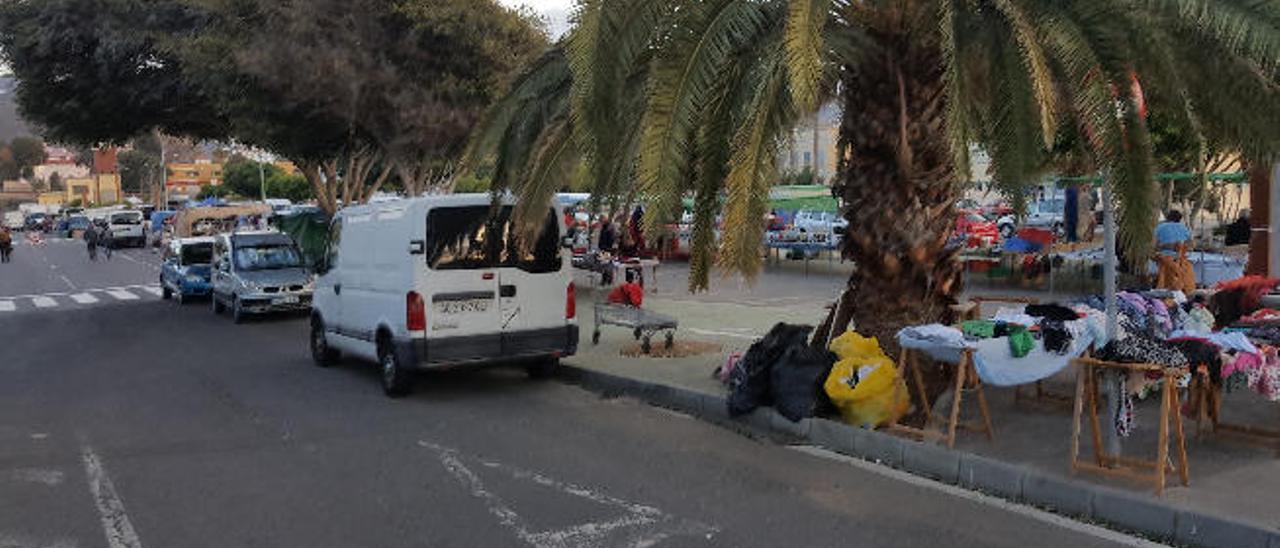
[161,237,216,303]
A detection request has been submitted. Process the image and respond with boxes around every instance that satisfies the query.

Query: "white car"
[309,194,579,397]
[997,199,1065,238]
[107,211,147,247]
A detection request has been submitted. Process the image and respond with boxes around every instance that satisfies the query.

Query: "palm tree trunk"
[829,46,962,357]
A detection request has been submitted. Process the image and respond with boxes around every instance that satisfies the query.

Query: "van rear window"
[426,206,560,273]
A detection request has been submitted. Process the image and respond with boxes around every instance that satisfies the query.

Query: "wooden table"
[889,348,995,449]
[1189,369,1280,457]
[1070,358,1190,495]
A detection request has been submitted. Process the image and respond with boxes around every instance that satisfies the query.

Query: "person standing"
[84,222,99,261]
[1155,210,1195,293]
[1226,209,1251,247]
[0,227,12,263]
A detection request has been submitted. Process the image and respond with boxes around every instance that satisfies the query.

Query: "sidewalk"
[564,262,1280,546]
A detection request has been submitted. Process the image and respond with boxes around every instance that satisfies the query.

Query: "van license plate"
[436,299,490,315]
[275,296,299,305]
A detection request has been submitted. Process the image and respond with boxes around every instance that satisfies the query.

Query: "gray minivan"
[210,231,315,323]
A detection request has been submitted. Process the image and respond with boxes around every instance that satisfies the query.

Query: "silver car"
[210,232,315,323]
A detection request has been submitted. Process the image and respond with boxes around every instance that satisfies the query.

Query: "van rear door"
[495,208,570,355]
[423,205,503,363]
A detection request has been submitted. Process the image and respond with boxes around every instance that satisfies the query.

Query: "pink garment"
[1222,351,1263,378]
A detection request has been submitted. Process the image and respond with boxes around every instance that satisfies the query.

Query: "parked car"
[3,211,24,231]
[310,194,579,396]
[210,232,314,323]
[64,216,92,239]
[954,211,1000,249]
[160,237,215,304]
[107,211,147,248]
[997,198,1065,239]
[24,213,47,232]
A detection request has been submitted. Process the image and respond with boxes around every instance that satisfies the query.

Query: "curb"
[557,364,1280,548]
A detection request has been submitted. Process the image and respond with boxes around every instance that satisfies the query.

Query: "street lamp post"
[259,159,267,202]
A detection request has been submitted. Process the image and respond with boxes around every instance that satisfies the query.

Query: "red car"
[955,211,1000,249]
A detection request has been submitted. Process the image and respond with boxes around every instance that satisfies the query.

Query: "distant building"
[166,160,224,197]
[37,192,65,206]
[65,174,121,205]
[32,163,90,183]
[44,146,78,166]
[777,102,841,183]
[0,179,36,209]
[93,148,119,174]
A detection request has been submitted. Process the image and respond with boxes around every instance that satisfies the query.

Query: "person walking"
[84,222,99,261]
[98,223,113,260]
[0,227,13,263]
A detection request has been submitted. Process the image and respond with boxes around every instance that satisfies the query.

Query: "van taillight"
[566,282,576,320]
[407,291,426,332]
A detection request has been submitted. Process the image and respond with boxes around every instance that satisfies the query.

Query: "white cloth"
[1167,330,1260,356]
[896,324,972,364]
[992,307,1038,327]
[972,319,1095,387]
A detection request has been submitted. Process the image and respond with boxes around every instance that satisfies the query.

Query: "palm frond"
[785,0,836,112]
[990,0,1060,145]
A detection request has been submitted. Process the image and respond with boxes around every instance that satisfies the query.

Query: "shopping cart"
[592,302,678,354]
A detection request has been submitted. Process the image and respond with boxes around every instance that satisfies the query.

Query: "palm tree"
[471,0,1280,347]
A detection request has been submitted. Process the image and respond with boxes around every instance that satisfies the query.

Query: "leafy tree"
[474,0,1280,346]
[221,157,279,199]
[10,136,45,177]
[197,183,229,200]
[265,172,313,202]
[0,146,17,180]
[119,149,159,194]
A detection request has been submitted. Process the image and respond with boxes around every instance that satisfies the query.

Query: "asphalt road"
[0,236,1158,547]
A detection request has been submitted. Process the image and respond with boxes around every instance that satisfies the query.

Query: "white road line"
[0,301,14,312]
[105,289,139,301]
[31,296,58,308]
[8,468,65,486]
[789,446,1169,548]
[81,445,143,548]
[59,274,77,290]
[136,286,162,297]
[71,293,100,304]
[117,253,159,271]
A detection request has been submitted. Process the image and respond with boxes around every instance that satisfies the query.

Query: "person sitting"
[1154,210,1195,293]
[1225,209,1251,247]
[607,269,644,308]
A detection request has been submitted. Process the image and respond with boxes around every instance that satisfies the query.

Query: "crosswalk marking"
[106,290,139,301]
[138,286,163,297]
[0,301,13,312]
[31,296,57,308]
[71,293,99,304]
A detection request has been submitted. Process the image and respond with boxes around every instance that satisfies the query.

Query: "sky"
[498,0,574,38]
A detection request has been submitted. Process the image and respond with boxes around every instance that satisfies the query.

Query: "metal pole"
[1102,181,1122,456]
[259,159,267,202]
[1269,162,1280,277]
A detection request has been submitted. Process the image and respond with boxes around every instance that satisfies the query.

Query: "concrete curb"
[557,364,1280,548]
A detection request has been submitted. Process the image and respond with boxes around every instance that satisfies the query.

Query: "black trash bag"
[727,323,813,416]
[770,345,837,422]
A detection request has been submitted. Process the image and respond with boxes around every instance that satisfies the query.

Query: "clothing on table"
[1025,304,1079,322]
[1007,325,1034,358]
[896,325,970,364]
[1095,336,1189,368]
[992,307,1037,327]
[1170,338,1225,383]
[1040,319,1072,354]
[961,320,996,340]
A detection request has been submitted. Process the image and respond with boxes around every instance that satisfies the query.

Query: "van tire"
[161,284,172,300]
[310,319,338,367]
[378,338,411,397]
[526,357,559,379]
[211,293,225,314]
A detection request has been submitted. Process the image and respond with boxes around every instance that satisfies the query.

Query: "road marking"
[31,296,58,308]
[105,290,139,301]
[8,468,65,486]
[0,532,77,548]
[71,293,100,304]
[789,446,1169,548]
[59,274,77,290]
[81,445,143,548]
[0,301,14,312]
[117,253,159,272]
[136,286,162,297]
[419,440,715,547]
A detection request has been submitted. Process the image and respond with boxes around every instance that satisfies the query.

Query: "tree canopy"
[0,0,549,212]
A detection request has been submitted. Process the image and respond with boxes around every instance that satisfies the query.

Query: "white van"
[310,195,579,396]
[107,210,146,247]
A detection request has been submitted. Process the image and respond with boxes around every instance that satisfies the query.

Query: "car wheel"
[526,357,559,380]
[379,339,411,397]
[1053,222,1065,238]
[161,283,172,300]
[232,297,247,324]
[211,292,225,314]
[310,318,338,367]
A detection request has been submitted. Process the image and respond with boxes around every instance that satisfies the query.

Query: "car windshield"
[111,213,141,225]
[181,243,214,266]
[234,244,303,271]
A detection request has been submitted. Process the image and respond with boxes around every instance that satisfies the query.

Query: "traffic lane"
[1,303,1139,548]
[0,237,160,298]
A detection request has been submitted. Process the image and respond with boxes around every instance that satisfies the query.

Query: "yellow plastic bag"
[824,332,910,428]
